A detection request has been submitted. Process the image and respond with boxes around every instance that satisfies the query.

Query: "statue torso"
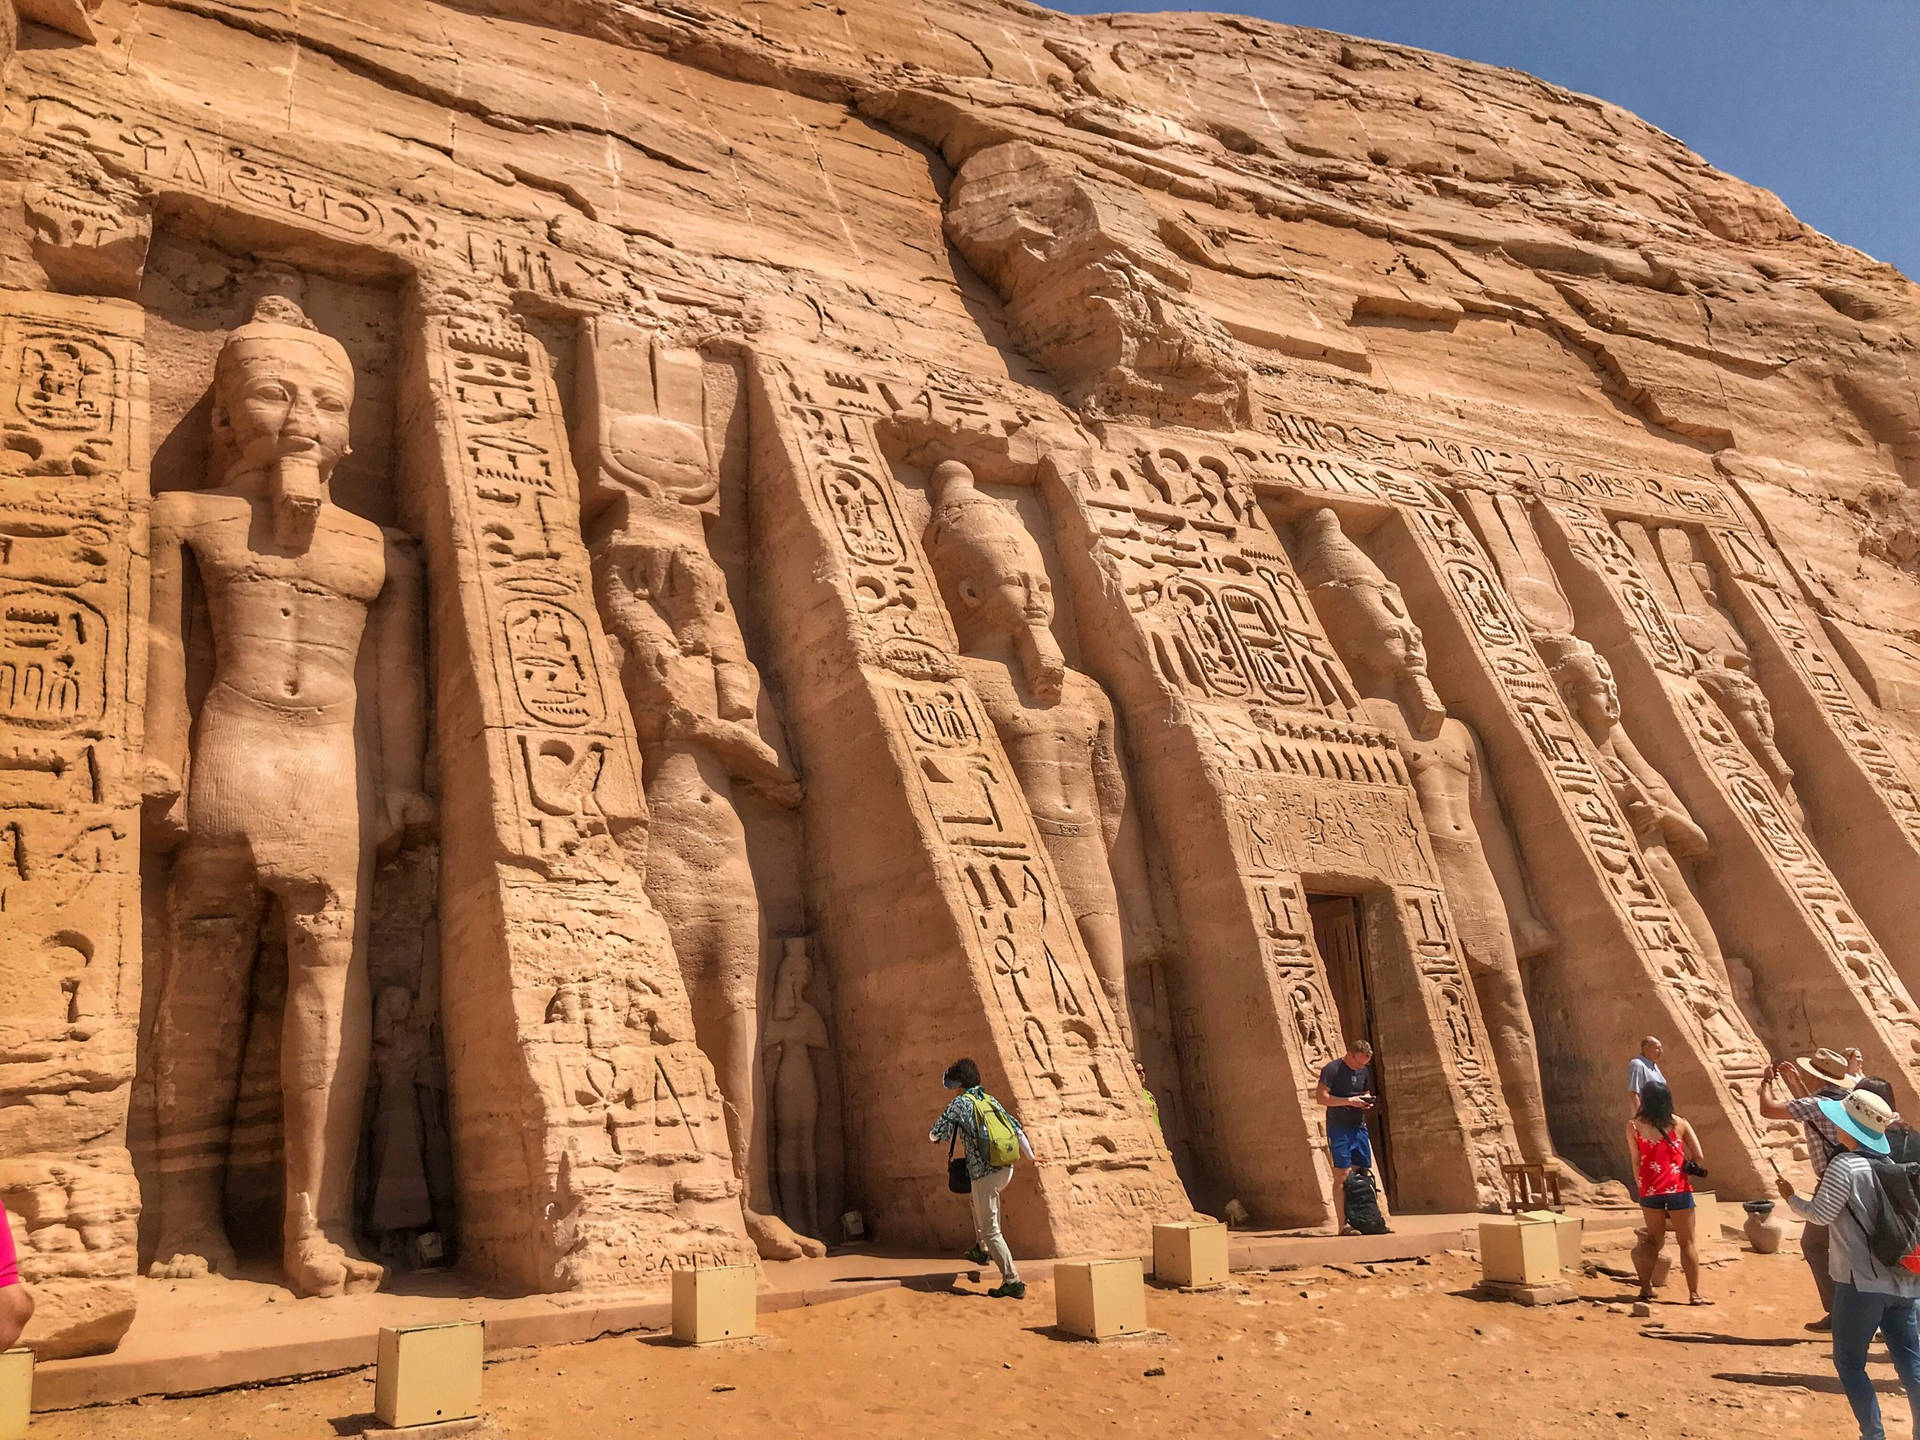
[160,489,388,714]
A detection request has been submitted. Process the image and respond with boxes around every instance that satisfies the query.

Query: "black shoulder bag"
[947,1130,971,1194]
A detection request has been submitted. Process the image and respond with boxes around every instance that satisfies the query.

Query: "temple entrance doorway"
[1308,893,1397,1207]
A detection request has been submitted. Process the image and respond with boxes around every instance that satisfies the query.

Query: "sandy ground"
[31,1236,1891,1439]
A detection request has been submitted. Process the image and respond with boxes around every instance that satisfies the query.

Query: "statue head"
[773,936,814,1019]
[212,295,354,549]
[923,460,1065,699]
[1545,636,1621,734]
[1294,507,1445,736]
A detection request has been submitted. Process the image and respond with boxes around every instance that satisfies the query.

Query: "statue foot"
[285,1225,386,1298]
[744,1207,826,1260]
[148,1223,238,1280]
[1544,1158,1635,1210]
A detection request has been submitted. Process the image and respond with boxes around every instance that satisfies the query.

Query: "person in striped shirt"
[930,1058,1035,1299]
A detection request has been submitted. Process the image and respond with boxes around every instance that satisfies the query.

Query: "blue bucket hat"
[1819,1088,1894,1156]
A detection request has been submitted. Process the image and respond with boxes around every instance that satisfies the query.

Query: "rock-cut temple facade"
[5,0,1920,1358]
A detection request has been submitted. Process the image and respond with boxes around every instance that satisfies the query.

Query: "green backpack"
[970,1090,1022,1168]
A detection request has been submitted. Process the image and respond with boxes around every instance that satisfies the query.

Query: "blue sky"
[1046,1,1920,278]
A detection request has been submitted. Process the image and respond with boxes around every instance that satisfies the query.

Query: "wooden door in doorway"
[1307,894,1395,1203]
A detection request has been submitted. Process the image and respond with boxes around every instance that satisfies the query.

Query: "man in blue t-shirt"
[1317,1039,1382,1235]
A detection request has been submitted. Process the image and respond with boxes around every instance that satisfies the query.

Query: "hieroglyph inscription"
[1237,423,1794,1167]
[426,316,644,865]
[0,293,145,1351]
[15,92,741,320]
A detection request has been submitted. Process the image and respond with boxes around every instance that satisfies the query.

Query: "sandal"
[1688,1296,1714,1307]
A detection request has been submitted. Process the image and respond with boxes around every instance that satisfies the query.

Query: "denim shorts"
[1639,1191,1695,1211]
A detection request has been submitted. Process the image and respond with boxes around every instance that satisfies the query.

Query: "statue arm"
[375,530,433,843]
[142,503,192,842]
[706,587,761,724]
[1616,727,1710,858]
[1462,723,1553,960]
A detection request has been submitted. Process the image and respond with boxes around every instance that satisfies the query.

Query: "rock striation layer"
[3,0,1920,1357]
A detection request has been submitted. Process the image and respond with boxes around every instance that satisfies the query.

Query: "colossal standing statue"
[573,319,820,1260]
[1546,637,1737,997]
[923,461,1157,1053]
[1294,508,1566,1173]
[142,295,430,1297]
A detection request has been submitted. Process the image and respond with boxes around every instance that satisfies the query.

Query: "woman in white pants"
[930,1057,1035,1299]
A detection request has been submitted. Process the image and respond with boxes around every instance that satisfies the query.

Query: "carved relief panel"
[747,355,1186,1248]
[0,292,145,1356]
[1045,428,1516,1216]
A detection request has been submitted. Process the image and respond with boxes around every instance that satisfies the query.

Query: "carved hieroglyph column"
[397,292,751,1290]
[1698,520,1920,995]
[1238,430,1792,1192]
[1040,433,1515,1220]
[1538,502,1920,1096]
[0,292,144,1354]
[746,356,1187,1256]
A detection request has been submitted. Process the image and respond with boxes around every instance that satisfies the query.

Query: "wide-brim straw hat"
[1796,1048,1862,1089]
[1819,1089,1894,1156]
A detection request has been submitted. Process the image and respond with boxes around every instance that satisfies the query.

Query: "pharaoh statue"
[761,938,831,1245]
[922,461,1158,1053]
[572,317,820,1260]
[142,295,431,1297]
[1293,507,1565,1174]
[1545,637,1741,1000]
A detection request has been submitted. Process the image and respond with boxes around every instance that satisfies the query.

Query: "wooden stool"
[1501,1161,1563,1213]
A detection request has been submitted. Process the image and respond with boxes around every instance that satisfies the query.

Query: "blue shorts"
[1639,1191,1695,1211]
[1328,1125,1372,1171]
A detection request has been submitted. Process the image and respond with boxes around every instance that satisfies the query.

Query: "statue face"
[958,541,1055,640]
[1350,581,1427,681]
[219,345,353,480]
[1559,655,1620,730]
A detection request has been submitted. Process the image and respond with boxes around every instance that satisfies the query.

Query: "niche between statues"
[131,232,454,1279]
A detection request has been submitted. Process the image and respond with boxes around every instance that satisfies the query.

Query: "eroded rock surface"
[4,0,1920,1356]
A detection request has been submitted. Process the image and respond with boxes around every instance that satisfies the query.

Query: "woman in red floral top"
[1625,1081,1710,1306]
[0,1198,33,1348]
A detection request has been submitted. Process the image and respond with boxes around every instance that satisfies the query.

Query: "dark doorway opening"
[1308,893,1397,1206]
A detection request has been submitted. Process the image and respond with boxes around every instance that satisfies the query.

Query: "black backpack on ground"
[1344,1167,1390,1235]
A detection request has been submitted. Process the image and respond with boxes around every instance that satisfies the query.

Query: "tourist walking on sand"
[1760,1048,1865,1332]
[930,1058,1035,1300]
[0,1198,33,1349]
[1777,1086,1920,1440]
[1626,1081,1711,1306]
[1316,1039,1386,1236]
[1627,1035,1666,1116]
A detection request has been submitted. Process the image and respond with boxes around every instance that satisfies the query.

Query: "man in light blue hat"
[1779,1086,1920,1440]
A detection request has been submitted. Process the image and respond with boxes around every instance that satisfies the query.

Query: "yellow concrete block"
[1055,1258,1147,1340]
[1692,1191,1718,1239]
[1153,1221,1229,1289]
[1479,1216,1561,1287]
[671,1264,757,1345]
[373,1322,483,1430]
[1518,1209,1583,1271]
[0,1348,30,1440]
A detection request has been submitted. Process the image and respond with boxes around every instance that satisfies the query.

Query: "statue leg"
[651,748,825,1259]
[149,845,261,1279]
[1075,910,1136,1055]
[276,879,383,1297]
[1459,934,1555,1167]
